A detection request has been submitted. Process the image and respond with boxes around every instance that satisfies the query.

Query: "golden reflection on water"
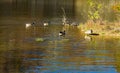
[0,19,120,73]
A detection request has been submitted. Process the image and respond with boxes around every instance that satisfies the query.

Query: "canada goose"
[25,22,35,28]
[59,30,65,36]
[26,23,31,28]
[85,29,93,35]
[43,22,48,26]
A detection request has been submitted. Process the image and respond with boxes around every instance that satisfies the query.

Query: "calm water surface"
[0,0,120,73]
[0,17,120,73]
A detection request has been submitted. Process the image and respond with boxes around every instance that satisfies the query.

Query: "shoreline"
[78,20,120,38]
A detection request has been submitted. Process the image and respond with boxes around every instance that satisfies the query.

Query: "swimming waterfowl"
[85,29,93,35]
[43,22,49,26]
[25,22,35,28]
[59,30,65,36]
[26,23,31,28]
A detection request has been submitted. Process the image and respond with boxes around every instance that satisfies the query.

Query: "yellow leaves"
[112,3,120,12]
[94,11,100,19]
[112,3,120,21]
[89,2,95,7]
[88,10,100,20]
[97,4,102,9]
[87,0,102,21]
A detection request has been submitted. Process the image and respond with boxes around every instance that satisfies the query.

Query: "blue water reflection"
[22,48,117,73]
[24,65,117,73]
[1,22,118,73]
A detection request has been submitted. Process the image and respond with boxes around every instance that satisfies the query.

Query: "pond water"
[0,0,120,73]
[0,17,120,73]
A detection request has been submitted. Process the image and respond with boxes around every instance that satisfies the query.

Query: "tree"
[87,0,102,22]
[112,3,120,22]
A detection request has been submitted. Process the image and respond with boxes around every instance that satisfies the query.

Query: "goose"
[59,30,65,36]
[25,22,35,28]
[85,29,93,35]
[26,23,31,28]
[43,22,48,26]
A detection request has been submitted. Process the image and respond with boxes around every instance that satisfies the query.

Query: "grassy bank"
[78,20,120,37]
